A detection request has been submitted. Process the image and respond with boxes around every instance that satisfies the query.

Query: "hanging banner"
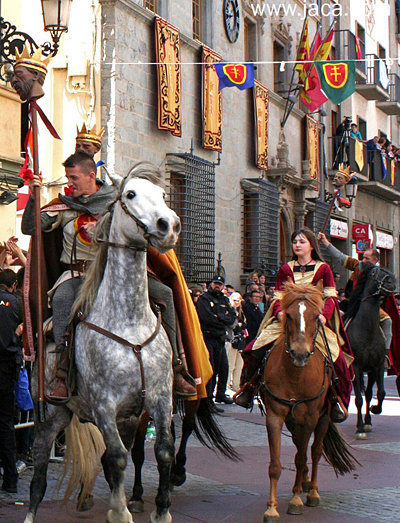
[155,17,182,137]
[253,80,269,171]
[305,115,319,182]
[202,46,222,151]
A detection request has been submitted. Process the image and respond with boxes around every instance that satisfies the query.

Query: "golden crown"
[336,164,353,184]
[76,123,105,146]
[15,45,51,75]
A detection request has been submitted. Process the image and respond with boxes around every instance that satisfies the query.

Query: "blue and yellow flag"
[214,63,255,91]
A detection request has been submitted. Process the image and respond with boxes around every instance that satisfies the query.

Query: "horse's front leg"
[263,412,284,523]
[363,373,375,429]
[96,413,133,523]
[370,367,386,416]
[127,412,149,513]
[151,406,174,523]
[353,368,366,439]
[306,413,330,508]
[23,406,72,523]
[288,419,313,515]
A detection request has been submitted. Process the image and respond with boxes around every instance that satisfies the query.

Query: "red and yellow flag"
[313,29,334,62]
[295,20,310,81]
[355,35,362,60]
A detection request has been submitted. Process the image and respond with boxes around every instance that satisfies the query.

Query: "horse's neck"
[95,231,151,322]
[354,291,381,329]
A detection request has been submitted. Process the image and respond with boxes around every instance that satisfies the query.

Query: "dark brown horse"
[260,281,358,522]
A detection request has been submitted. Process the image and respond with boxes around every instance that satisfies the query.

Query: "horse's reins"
[262,312,334,418]
[361,269,392,301]
[77,307,161,416]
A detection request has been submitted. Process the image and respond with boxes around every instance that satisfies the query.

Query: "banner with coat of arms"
[155,17,182,136]
[202,46,222,151]
[305,115,319,183]
[315,60,356,104]
[253,80,269,170]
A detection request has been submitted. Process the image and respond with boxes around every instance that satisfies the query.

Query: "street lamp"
[41,0,72,56]
[0,0,72,81]
[325,174,358,209]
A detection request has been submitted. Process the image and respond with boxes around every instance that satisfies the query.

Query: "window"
[193,0,202,41]
[166,153,215,283]
[357,116,367,140]
[144,0,157,12]
[378,44,386,59]
[273,40,285,95]
[244,18,257,64]
[241,178,279,283]
[331,109,338,162]
[356,22,365,44]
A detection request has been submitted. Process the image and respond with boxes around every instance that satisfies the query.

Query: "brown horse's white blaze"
[287,299,315,368]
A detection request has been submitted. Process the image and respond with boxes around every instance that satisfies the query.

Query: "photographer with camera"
[334,116,352,168]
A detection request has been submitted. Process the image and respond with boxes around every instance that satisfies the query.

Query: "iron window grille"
[241,178,279,284]
[144,0,157,12]
[166,152,215,283]
[192,0,202,41]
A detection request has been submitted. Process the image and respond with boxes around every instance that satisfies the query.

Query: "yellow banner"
[155,17,182,137]
[355,139,365,172]
[306,115,319,182]
[202,46,222,151]
[253,80,269,170]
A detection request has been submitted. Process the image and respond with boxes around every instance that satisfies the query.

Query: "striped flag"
[355,35,362,60]
[313,29,334,62]
[391,158,396,185]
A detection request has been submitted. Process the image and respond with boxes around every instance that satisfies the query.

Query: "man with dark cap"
[197,276,236,412]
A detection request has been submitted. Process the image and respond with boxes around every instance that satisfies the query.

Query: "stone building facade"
[1,0,400,290]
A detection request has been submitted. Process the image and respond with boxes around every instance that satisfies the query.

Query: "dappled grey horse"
[24,164,180,523]
[344,265,396,440]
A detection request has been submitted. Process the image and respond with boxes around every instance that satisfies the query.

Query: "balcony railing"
[369,151,400,190]
[376,73,400,115]
[355,54,390,101]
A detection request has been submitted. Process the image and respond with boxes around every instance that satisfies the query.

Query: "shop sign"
[330,219,348,239]
[376,230,394,250]
[352,223,372,253]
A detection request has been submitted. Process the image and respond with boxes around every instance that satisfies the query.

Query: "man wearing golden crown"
[10,46,50,102]
[75,124,103,157]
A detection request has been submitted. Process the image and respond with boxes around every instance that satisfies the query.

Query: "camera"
[344,116,352,130]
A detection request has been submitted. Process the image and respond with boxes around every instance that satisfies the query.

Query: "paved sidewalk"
[1,376,399,522]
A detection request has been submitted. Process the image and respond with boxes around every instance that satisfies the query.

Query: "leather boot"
[233,353,263,409]
[328,388,348,423]
[46,336,72,404]
[173,362,197,398]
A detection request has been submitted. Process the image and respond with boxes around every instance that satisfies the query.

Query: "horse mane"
[343,265,374,321]
[281,281,324,313]
[70,161,164,320]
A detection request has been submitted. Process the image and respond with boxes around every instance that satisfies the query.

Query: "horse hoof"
[150,509,172,523]
[170,472,186,487]
[356,432,367,440]
[77,494,94,512]
[263,508,279,522]
[370,405,382,415]
[128,500,144,513]
[107,509,133,523]
[306,495,320,507]
[363,424,373,432]
[287,502,303,515]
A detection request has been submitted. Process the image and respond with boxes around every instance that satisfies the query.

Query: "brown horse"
[260,281,358,522]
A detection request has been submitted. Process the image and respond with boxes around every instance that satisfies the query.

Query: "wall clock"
[224,0,240,44]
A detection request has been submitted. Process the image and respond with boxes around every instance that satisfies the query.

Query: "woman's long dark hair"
[290,227,325,262]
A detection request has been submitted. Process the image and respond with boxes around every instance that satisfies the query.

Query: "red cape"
[382,295,400,375]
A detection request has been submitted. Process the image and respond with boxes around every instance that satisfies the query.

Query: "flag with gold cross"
[315,61,356,104]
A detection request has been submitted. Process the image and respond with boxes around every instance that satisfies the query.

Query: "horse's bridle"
[262,310,332,419]
[361,266,393,301]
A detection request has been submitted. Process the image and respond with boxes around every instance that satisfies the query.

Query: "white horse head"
[112,163,181,253]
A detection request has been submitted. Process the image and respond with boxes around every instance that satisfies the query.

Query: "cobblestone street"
[1,376,399,523]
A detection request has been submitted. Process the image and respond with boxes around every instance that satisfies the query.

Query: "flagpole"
[31,102,46,423]
[319,189,339,239]
[280,10,309,129]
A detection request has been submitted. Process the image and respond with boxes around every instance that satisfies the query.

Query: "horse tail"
[322,421,361,476]
[59,415,105,507]
[192,398,241,461]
